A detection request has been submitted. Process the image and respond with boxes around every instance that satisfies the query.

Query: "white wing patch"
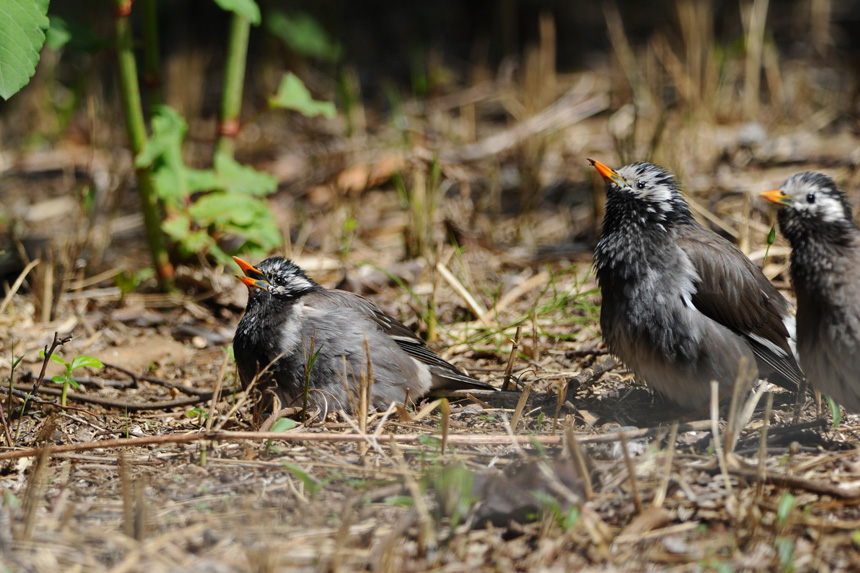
[781,312,799,360]
[279,301,306,353]
[748,332,791,360]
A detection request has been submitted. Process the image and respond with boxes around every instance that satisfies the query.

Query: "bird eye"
[636,180,646,190]
[806,192,815,204]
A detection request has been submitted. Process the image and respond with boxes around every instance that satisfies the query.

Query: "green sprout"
[40,351,103,407]
[761,224,777,269]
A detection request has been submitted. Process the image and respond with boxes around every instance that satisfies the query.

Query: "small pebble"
[663,535,690,554]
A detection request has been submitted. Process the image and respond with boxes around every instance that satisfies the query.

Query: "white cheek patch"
[287,274,315,292]
[816,197,846,224]
[781,177,846,224]
[647,186,674,211]
[269,274,315,296]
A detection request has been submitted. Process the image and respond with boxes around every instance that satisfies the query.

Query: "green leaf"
[185,407,207,418]
[214,154,278,196]
[162,214,191,241]
[189,192,263,227]
[139,107,191,205]
[115,269,148,295]
[181,230,218,254]
[136,106,187,170]
[71,355,104,371]
[265,10,341,62]
[767,225,776,245]
[142,107,187,161]
[307,344,324,377]
[45,15,70,50]
[283,462,321,497]
[270,417,297,432]
[562,506,581,531]
[416,435,441,448]
[46,15,110,52]
[213,0,261,25]
[66,378,81,390]
[209,244,233,265]
[827,395,842,426]
[775,536,795,569]
[152,169,187,204]
[383,496,414,507]
[184,167,221,193]
[269,73,336,118]
[776,491,795,525]
[0,0,50,100]
[3,491,20,510]
[224,216,283,252]
[50,375,68,384]
[44,352,69,368]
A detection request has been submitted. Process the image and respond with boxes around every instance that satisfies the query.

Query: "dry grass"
[2,3,860,571]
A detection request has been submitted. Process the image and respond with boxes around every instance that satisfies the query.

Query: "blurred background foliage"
[6,0,858,148]
[1,0,859,293]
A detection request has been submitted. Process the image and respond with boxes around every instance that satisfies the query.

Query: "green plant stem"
[112,0,173,291]
[61,382,68,407]
[215,12,251,159]
[140,0,163,112]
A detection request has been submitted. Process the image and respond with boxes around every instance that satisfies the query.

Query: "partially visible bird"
[232,256,495,415]
[761,172,860,411]
[589,159,803,409]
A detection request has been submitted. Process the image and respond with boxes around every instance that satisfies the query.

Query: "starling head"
[589,159,692,227]
[234,256,320,301]
[761,171,853,225]
[761,172,857,249]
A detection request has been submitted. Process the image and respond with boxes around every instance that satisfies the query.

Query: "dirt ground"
[4,29,860,572]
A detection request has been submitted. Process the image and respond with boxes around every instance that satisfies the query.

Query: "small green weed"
[136,106,282,264]
[826,396,842,426]
[39,351,103,406]
[283,462,324,498]
[186,407,209,426]
[430,464,476,529]
[530,490,580,532]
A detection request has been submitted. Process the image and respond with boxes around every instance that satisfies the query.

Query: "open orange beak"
[588,158,626,187]
[760,189,793,206]
[233,256,269,290]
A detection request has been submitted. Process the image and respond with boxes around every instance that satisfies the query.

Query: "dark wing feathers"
[676,223,804,388]
[313,290,496,391]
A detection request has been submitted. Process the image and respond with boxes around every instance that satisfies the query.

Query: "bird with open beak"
[233,256,495,417]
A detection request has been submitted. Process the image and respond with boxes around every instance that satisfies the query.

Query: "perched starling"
[761,172,860,411]
[233,256,494,414]
[590,159,803,409]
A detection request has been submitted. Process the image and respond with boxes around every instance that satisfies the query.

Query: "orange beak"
[760,189,792,206]
[588,158,626,187]
[233,256,269,290]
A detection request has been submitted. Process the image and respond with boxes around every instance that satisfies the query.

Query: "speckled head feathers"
[237,256,320,301]
[774,171,852,224]
[593,160,693,224]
